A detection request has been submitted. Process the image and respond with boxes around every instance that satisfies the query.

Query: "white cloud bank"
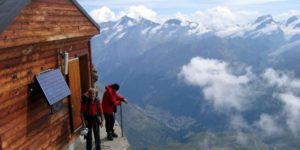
[279,93,300,136]
[90,5,158,23]
[89,5,299,32]
[90,6,118,22]
[89,5,259,29]
[254,114,283,136]
[224,0,287,5]
[188,7,259,30]
[262,68,300,90]
[262,68,300,137]
[125,5,158,22]
[180,58,300,137]
[179,57,253,112]
[276,10,300,20]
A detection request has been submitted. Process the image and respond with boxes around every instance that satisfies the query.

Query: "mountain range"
[92,14,300,150]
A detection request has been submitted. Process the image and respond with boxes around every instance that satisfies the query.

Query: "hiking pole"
[120,103,124,137]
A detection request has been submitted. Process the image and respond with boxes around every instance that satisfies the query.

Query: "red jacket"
[81,96,102,116]
[102,85,124,114]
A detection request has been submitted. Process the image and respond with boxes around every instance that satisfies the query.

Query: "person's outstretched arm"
[116,93,128,104]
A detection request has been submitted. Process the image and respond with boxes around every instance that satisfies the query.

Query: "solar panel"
[36,69,71,105]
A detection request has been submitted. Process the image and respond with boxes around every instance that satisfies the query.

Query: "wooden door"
[79,55,90,94]
[68,58,82,132]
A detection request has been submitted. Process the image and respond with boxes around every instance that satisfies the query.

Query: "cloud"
[276,10,300,21]
[254,114,283,136]
[229,115,254,144]
[181,6,259,30]
[193,7,237,30]
[262,68,300,137]
[123,5,158,22]
[90,6,118,22]
[279,93,300,136]
[179,61,300,138]
[175,12,190,22]
[89,5,159,23]
[89,5,260,29]
[230,115,251,130]
[179,57,253,112]
[262,68,300,91]
[224,0,287,5]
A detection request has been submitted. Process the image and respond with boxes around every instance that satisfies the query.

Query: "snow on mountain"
[93,14,300,150]
[254,15,275,29]
[282,16,300,40]
[285,16,299,26]
[216,26,243,37]
[252,15,279,33]
[98,14,300,46]
[99,16,159,44]
[164,19,182,26]
[182,21,211,36]
[117,15,137,27]
[229,15,282,39]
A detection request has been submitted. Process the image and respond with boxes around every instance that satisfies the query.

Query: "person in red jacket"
[102,83,127,141]
[81,88,104,150]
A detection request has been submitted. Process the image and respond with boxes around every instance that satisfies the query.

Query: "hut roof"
[0,0,99,33]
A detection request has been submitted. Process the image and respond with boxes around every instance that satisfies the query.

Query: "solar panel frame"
[36,69,71,105]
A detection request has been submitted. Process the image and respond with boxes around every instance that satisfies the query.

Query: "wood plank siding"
[0,37,94,149]
[0,0,98,49]
[0,0,99,149]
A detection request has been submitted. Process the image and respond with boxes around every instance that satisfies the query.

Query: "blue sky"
[77,0,300,25]
[77,0,300,15]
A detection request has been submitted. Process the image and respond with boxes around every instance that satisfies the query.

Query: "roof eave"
[0,0,31,33]
[71,0,101,33]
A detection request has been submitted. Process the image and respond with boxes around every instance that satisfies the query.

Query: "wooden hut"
[0,0,100,149]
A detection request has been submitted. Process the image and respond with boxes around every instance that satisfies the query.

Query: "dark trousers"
[104,113,115,134]
[86,117,101,150]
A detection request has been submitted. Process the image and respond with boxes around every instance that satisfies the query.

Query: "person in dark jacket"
[81,88,104,150]
[102,83,127,141]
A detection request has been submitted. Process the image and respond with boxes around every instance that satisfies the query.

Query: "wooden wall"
[0,36,93,149]
[0,0,99,148]
[0,0,98,49]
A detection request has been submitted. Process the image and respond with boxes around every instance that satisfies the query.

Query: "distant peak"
[120,15,135,22]
[254,15,274,24]
[286,16,300,26]
[253,15,278,30]
[118,15,137,26]
[165,19,182,26]
[294,23,300,29]
[139,18,160,26]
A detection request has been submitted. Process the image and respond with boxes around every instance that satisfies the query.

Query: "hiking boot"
[107,132,113,141]
[107,136,113,141]
[112,132,118,138]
